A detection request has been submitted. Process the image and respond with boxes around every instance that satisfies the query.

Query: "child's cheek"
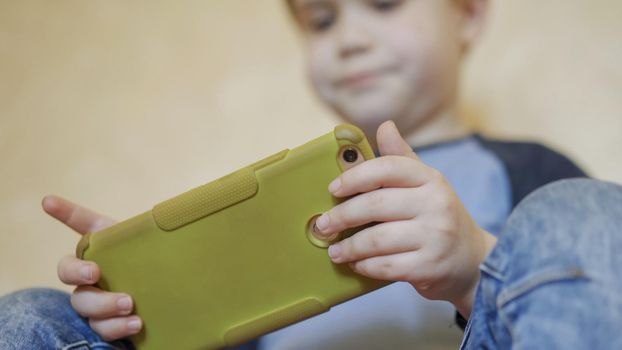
[385,19,458,115]
[306,41,338,106]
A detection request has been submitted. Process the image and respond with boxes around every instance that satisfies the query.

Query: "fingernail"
[315,213,329,232]
[127,317,142,332]
[328,178,341,193]
[328,244,341,261]
[117,296,132,312]
[80,265,92,281]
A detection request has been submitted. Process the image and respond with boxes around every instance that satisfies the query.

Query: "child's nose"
[336,14,373,59]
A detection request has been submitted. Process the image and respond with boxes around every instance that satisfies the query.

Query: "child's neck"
[403,108,471,149]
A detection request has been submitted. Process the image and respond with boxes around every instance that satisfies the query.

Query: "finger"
[328,221,422,263]
[89,316,143,342]
[314,187,419,238]
[328,156,436,197]
[349,251,422,282]
[72,286,134,319]
[57,255,101,285]
[42,195,116,234]
[376,120,420,159]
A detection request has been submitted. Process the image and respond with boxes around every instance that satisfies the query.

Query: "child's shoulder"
[474,134,588,206]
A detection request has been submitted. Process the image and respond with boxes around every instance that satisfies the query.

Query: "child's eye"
[369,0,404,12]
[308,10,336,32]
[298,3,337,33]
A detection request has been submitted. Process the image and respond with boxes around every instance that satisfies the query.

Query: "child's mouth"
[335,66,396,91]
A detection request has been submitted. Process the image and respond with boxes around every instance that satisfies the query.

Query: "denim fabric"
[0,288,133,350]
[462,179,622,349]
[0,288,259,350]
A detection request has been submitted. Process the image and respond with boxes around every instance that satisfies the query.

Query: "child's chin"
[338,105,398,128]
[337,113,392,138]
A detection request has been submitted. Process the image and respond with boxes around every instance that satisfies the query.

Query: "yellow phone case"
[76,124,389,349]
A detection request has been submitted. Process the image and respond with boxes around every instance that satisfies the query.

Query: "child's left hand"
[313,121,497,317]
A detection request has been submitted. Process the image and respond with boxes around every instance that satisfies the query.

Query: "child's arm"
[313,121,497,318]
[42,196,143,341]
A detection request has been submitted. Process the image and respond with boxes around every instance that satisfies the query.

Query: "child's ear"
[457,0,489,52]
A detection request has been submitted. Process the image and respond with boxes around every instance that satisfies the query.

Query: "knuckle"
[57,257,72,283]
[338,172,351,191]
[368,231,384,251]
[426,250,445,266]
[328,208,344,229]
[71,287,90,315]
[381,260,408,281]
[432,191,451,210]
[332,205,354,230]
[352,260,367,274]
[431,190,457,215]
[431,199,460,235]
[341,237,359,258]
[339,239,354,259]
[439,218,460,236]
[90,320,113,341]
[367,191,386,213]
[381,156,399,174]
[350,231,378,258]
[95,293,115,314]
[91,319,122,342]
[378,260,396,278]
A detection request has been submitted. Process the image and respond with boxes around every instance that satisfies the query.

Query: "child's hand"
[42,196,143,341]
[313,121,497,317]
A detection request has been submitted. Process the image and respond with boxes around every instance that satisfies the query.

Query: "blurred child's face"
[290,0,475,138]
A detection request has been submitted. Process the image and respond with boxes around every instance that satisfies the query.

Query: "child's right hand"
[42,195,143,341]
[312,121,497,318]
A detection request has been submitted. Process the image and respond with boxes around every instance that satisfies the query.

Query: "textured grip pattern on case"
[223,298,327,346]
[152,149,288,231]
[153,168,258,231]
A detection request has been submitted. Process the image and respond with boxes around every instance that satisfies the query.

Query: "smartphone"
[76,124,390,349]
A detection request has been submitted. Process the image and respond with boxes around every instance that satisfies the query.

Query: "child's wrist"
[454,286,476,320]
[453,228,498,319]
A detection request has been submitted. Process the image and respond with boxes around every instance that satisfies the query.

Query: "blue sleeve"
[475,136,588,207]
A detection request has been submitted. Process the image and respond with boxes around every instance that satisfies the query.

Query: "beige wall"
[1,0,620,296]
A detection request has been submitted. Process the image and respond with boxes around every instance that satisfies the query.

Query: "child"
[0,0,590,349]
[258,0,586,348]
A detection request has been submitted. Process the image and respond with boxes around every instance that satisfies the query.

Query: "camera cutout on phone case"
[338,145,365,171]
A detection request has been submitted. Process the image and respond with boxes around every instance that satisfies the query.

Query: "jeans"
[0,288,133,350]
[462,179,622,349]
[1,179,621,349]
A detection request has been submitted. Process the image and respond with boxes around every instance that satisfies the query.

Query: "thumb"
[376,121,419,159]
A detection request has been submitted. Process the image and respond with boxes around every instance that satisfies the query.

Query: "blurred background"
[1,0,620,299]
